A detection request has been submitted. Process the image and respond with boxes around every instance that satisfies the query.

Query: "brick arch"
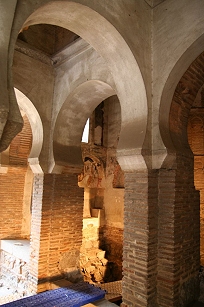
[169,51,204,152]
[159,34,204,156]
[160,50,204,155]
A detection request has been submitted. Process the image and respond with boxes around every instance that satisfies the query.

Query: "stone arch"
[53,80,115,166]
[22,1,147,165]
[14,88,43,171]
[160,34,204,154]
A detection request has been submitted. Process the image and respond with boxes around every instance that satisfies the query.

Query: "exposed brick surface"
[29,172,84,292]
[164,49,204,307]
[122,170,158,307]
[169,51,204,151]
[0,115,32,240]
[158,154,200,307]
[0,167,27,239]
[188,110,204,265]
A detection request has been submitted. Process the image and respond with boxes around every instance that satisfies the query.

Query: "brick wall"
[29,170,84,293]
[188,110,204,264]
[0,114,32,240]
[0,167,27,239]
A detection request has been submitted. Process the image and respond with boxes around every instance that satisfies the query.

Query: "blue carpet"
[0,282,106,307]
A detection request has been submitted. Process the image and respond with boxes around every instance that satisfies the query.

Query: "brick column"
[42,171,84,285]
[28,167,84,293]
[157,153,200,307]
[122,170,158,307]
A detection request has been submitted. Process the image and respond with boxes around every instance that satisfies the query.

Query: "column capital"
[28,157,43,174]
[116,148,147,171]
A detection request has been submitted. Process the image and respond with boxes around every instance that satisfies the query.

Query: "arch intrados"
[54,80,115,146]
[159,33,204,152]
[23,1,147,152]
[53,80,115,165]
[15,88,43,160]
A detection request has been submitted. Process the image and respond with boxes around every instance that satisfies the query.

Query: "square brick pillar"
[122,170,158,307]
[121,154,200,307]
[28,168,84,293]
[157,154,200,307]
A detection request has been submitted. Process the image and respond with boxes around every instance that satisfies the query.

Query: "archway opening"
[160,50,204,305]
[78,96,123,288]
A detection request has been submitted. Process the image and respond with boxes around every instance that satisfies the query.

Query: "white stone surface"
[1,240,30,262]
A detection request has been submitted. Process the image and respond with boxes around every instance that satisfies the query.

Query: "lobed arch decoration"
[21,0,148,169]
[53,80,115,167]
[14,88,43,172]
[159,34,204,155]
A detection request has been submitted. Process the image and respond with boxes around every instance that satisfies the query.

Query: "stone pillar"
[157,153,200,307]
[122,169,158,307]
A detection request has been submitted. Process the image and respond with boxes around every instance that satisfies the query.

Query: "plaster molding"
[144,0,166,8]
[150,149,167,169]
[51,38,93,67]
[116,148,147,171]
[28,158,43,174]
[15,39,52,65]
[50,163,63,174]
